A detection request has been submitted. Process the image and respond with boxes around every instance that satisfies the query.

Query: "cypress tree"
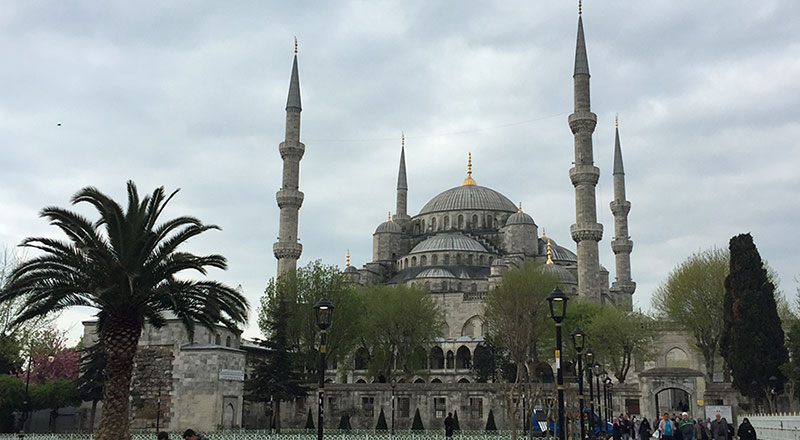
[305,408,314,430]
[453,410,461,432]
[485,408,497,432]
[720,233,788,398]
[376,408,388,430]
[411,408,425,431]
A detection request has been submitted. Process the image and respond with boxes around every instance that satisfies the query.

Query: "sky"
[1,1,798,344]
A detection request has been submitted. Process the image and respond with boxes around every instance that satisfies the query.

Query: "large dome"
[418,185,518,215]
[409,233,488,254]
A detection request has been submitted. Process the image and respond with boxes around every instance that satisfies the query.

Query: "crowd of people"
[608,412,757,440]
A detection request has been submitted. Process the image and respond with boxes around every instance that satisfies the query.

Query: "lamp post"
[594,364,605,434]
[571,327,586,440]
[603,378,612,425]
[585,349,595,439]
[314,297,334,440]
[547,287,569,440]
[390,379,397,437]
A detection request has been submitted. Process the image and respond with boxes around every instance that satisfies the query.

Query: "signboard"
[219,369,245,381]
[705,405,732,421]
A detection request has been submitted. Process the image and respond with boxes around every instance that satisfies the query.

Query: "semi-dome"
[409,233,488,254]
[418,185,517,215]
[416,267,456,279]
[506,211,536,226]
[375,219,402,234]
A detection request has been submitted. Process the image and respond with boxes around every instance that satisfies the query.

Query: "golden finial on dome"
[518,202,523,213]
[546,238,554,264]
[461,152,477,186]
[578,0,582,16]
[387,212,392,222]
[346,249,350,267]
[542,228,546,238]
[294,37,298,55]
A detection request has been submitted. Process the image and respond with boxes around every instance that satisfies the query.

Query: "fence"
[740,413,800,440]
[0,431,557,440]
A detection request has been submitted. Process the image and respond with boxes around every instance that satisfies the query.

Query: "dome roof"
[416,267,456,279]
[344,265,358,274]
[375,220,402,234]
[538,238,577,263]
[418,185,517,215]
[506,211,536,226]
[410,233,488,254]
[540,264,577,284]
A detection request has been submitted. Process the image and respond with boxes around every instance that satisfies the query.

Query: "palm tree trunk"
[95,314,141,440]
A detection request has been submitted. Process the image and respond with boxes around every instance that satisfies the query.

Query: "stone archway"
[639,368,705,419]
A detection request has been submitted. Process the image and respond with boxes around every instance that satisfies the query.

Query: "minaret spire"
[568,4,603,300]
[461,152,477,186]
[274,42,306,276]
[393,133,410,222]
[610,117,635,309]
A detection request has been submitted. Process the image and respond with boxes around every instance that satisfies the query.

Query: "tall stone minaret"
[273,41,305,276]
[393,133,410,223]
[568,3,603,300]
[609,117,635,309]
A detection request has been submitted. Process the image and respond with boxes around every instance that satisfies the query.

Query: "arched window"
[472,214,479,228]
[488,256,494,264]
[461,315,483,337]
[446,351,455,369]
[356,378,367,384]
[414,223,420,234]
[443,254,450,265]
[225,336,232,347]
[666,348,689,368]
[479,255,485,265]
[414,378,425,384]
[456,346,472,369]
[431,217,436,231]
[486,216,493,228]
[404,258,409,268]
[421,219,426,232]
[458,378,470,384]
[421,255,427,266]
[431,378,443,384]
[443,216,449,230]
[432,255,438,265]
[458,215,464,229]
[467,254,473,265]
[431,347,445,369]
[457,282,462,291]
[471,283,477,293]
[411,256,417,267]
[456,254,462,265]
[215,334,221,345]
[424,281,430,290]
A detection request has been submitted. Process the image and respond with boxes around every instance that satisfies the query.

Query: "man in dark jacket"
[444,412,454,438]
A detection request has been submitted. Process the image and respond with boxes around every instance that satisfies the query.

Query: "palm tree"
[0,181,249,440]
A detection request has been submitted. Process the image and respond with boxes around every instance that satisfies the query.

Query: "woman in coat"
[639,418,652,440]
[737,418,756,440]
[613,417,623,440]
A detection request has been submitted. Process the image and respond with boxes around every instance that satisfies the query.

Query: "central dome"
[418,185,517,215]
[410,233,489,254]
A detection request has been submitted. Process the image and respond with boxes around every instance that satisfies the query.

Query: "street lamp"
[585,348,595,438]
[571,327,587,440]
[593,363,605,434]
[603,377,612,425]
[314,297,335,440]
[547,287,569,440]
[390,379,397,437]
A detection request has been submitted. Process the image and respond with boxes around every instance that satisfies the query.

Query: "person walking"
[639,417,651,440]
[633,416,641,440]
[679,413,695,440]
[737,418,756,440]
[694,416,709,440]
[710,414,728,440]
[659,413,676,440]
[613,417,623,440]
[157,433,169,440]
[444,412,454,438]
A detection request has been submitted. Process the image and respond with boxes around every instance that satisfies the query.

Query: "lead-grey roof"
[613,124,624,176]
[538,238,578,263]
[416,267,456,279]
[375,220,402,234]
[574,16,590,76]
[286,55,302,112]
[541,264,577,284]
[417,185,517,215]
[506,211,536,226]
[410,233,488,254]
[387,265,490,284]
[397,146,407,190]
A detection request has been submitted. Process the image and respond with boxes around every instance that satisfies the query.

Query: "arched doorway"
[655,387,691,415]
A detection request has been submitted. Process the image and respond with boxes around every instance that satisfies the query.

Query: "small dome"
[375,220,402,234]
[416,267,456,279]
[540,264,577,284]
[410,233,488,254]
[344,265,358,274]
[538,238,577,263]
[506,211,536,226]
[418,185,517,215]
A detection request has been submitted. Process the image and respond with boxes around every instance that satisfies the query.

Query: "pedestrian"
[613,417,623,440]
[157,433,169,440]
[737,418,756,440]
[679,412,695,440]
[633,416,641,440]
[710,414,727,440]
[639,417,651,440]
[659,412,676,440]
[725,419,734,440]
[623,414,632,440]
[444,412,454,438]
[694,416,708,440]
[183,429,209,440]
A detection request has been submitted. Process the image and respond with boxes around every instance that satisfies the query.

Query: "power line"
[303,112,566,143]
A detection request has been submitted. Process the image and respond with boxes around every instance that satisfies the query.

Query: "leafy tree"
[780,318,800,410]
[587,305,656,383]
[483,262,557,438]
[259,261,363,378]
[359,284,445,380]
[376,408,388,430]
[0,181,248,440]
[30,378,80,432]
[304,408,314,430]
[0,374,25,432]
[721,233,788,403]
[411,407,425,431]
[652,248,728,381]
[78,342,106,432]
[246,298,308,433]
[473,343,496,383]
[485,408,497,431]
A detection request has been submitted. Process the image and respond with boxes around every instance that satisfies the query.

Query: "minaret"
[568,2,603,300]
[273,39,305,276]
[393,133,410,222]
[609,117,636,309]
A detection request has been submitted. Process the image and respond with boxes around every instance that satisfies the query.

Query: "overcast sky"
[1,1,798,344]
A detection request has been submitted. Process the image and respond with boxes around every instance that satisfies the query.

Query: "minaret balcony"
[610,238,633,254]
[276,189,304,209]
[568,111,597,133]
[570,222,603,243]
[609,200,631,215]
[279,140,305,159]
[273,242,302,260]
[569,165,600,186]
